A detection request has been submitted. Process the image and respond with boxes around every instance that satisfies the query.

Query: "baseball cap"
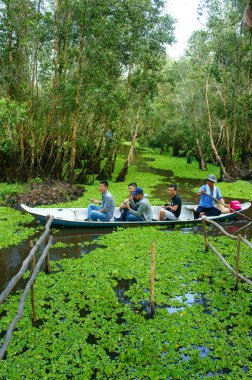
[132,187,144,196]
[206,174,217,183]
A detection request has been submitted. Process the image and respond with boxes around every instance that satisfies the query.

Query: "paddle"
[204,193,252,222]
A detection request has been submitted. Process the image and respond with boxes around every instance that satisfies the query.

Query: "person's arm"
[126,202,145,217]
[166,198,180,212]
[129,199,137,210]
[100,196,113,213]
[197,185,205,196]
[168,204,178,212]
[91,198,101,205]
[216,188,224,203]
[120,198,130,210]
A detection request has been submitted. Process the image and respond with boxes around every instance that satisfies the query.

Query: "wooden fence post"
[45,250,51,274]
[150,241,155,316]
[202,219,209,252]
[29,241,37,324]
[235,234,242,290]
[45,216,51,274]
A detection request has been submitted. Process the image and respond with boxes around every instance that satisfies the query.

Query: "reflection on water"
[0,228,112,294]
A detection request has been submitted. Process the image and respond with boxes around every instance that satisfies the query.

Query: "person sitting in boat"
[115,182,138,221]
[158,184,182,221]
[87,180,115,222]
[194,174,224,219]
[125,187,153,222]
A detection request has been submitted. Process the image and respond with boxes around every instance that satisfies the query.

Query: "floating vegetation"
[0,207,35,249]
[140,148,219,179]
[0,228,251,379]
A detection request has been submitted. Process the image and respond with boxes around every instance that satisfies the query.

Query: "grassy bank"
[0,227,251,379]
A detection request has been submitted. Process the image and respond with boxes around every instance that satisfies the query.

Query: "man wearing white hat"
[194,174,225,219]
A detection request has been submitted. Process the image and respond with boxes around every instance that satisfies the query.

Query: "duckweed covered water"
[0,207,35,250]
[0,228,251,379]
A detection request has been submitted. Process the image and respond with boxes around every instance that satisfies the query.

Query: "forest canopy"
[0,0,251,183]
[0,0,175,182]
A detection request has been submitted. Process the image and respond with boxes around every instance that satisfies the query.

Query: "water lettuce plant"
[217,181,252,201]
[0,207,35,249]
[0,228,251,379]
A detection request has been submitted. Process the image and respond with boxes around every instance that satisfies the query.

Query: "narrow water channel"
[0,148,251,294]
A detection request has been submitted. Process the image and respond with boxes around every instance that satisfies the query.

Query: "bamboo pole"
[0,216,54,305]
[45,252,51,274]
[0,236,53,361]
[202,220,209,252]
[45,215,51,274]
[201,216,239,240]
[208,243,252,286]
[202,216,252,250]
[30,241,37,324]
[235,235,242,290]
[150,241,155,316]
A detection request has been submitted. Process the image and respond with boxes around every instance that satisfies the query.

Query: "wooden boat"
[21,202,251,228]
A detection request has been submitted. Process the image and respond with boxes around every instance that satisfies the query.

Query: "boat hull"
[21,203,251,228]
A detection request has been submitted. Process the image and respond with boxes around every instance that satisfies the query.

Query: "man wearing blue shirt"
[87,180,115,221]
[194,174,225,219]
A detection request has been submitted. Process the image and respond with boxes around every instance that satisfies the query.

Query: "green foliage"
[141,148,220,179]
[51,242,75,249]
[145,1,252,178]
[0,0,175,181]
[218,181,252,201]
[0,207,35,249]
[0,228,251,378]
[0,183,30,203]
[0,99,28,152]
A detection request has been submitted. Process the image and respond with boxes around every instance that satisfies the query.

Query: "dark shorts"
[194,206,221,219]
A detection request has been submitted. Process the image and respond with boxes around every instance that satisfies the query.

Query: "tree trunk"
[128,96,142,163]
[68,20,85,183]
[116,160,128,182]
[222,69,231,166]
[205,78,232,181]
[193,100,207,171]
[172,141,180,157]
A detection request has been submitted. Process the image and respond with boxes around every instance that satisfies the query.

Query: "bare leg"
[159,209,165,221]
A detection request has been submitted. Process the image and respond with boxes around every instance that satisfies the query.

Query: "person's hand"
[126,203,130,210]
[91,198,99,204]
[199,190,205,195]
